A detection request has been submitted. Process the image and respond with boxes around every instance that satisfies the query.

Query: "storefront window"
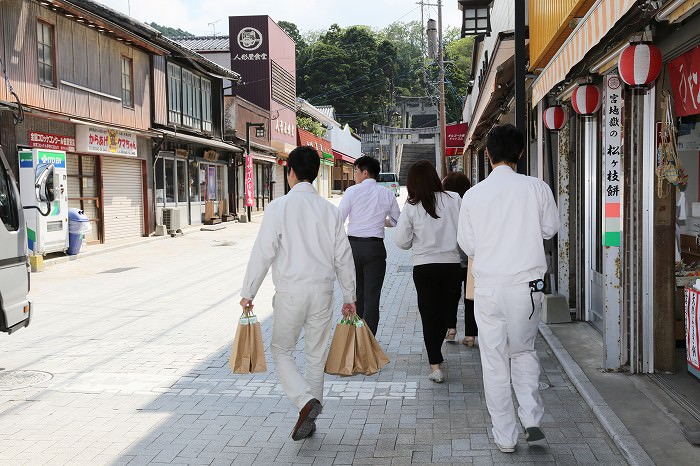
[177,160,187,203]
[217,165,224,203]
[155,158,164,204]
[199,166,207,202]
[165,159,175,203]
[207,165,216,200]
[189,160,200,202]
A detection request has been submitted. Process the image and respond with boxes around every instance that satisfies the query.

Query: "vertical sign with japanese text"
[603,73,623,247]
[685,287,700,378]
[245,156,255,207]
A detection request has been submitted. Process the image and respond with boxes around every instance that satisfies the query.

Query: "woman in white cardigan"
[394,160,463,383]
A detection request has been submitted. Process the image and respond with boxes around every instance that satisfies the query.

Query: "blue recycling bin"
[67,208,91,255]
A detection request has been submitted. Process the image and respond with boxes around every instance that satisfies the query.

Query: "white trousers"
[270,290,334,411]
[474,284,544,447]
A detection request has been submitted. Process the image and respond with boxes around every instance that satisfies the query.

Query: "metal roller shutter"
[102,157,143,242]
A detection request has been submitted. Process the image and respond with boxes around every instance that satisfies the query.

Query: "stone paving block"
[1,224,632,466]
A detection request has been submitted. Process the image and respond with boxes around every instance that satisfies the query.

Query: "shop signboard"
[684,287,700,380]
[75,125,137,156]
[603,72,623,247]
[28,131,76,152]
[669,45,700,117]
[445,123,468,148]
[245,155,254,207]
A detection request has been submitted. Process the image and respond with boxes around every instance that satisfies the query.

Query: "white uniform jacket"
[457,166,559,287]
[241,182,356,303]
[394,191,462,266]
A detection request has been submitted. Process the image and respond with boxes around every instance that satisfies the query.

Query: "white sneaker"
[428,369,444,383]
[495,442,516,453]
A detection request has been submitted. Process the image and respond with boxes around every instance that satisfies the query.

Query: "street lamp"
[458,0,492,37]
[245,122,265,222]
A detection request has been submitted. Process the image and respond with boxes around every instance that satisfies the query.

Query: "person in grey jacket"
[394,160,462,383]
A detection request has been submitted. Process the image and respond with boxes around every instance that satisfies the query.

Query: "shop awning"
[248,152,277,163]
[157,129,242,153]
[321,151,334,166]
[332,149,355,164]
[465,51,515,149]
[530,0,637,107]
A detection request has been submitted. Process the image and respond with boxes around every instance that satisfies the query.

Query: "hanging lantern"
[571,84,602,116]
[618,43,662,87]
[543,106,567,131]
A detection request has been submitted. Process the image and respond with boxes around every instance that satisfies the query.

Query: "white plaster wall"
[462,0,517,123]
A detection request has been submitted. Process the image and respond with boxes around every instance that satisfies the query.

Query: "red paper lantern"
[618,43,662,87]
[543,106,567,130]
[571,84,601,115]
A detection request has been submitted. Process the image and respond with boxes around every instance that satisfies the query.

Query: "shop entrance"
[67,153,101,243]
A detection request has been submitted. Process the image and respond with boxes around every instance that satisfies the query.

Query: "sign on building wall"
[75,125,138,156]
[28,131,76,152]
[603,73,623,247]
[245,155,255,207]
[669,45,700,117]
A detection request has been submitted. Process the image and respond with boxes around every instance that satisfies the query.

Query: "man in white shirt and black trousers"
[339,156,401,335]
[240,146,357,441]
[457,124,559,453]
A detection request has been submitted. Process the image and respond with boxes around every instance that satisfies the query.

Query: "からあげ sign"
[75,125,138,156]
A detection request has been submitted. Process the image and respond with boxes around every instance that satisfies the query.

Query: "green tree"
[444,36,474,122]
[296,116,327,137]
[148,22,193,38]
[278,21,307,57]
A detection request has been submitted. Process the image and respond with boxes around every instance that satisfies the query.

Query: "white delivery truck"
[0,146,55,334]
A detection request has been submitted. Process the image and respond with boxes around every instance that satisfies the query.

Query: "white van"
[378,172,400,197]
[0,147,31,333]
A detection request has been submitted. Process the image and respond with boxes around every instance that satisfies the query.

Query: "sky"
[96,0,464,36]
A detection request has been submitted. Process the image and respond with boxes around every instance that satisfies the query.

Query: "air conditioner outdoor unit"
[162,208,182,237]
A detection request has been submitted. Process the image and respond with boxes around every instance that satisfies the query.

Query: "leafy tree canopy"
[277,21,472,130]
[297,116,327,137]
[149,22,193,38]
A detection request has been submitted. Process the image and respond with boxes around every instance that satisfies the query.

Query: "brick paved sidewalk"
[0,225,627,465]
[118,231,626,465]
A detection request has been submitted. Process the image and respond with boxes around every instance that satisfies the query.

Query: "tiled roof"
[172,36,230,52]
[316,105,336,120]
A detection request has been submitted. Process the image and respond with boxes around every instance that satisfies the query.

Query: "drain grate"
[0,370,53,390]
[397,265,412,273]
[99,267,137,274]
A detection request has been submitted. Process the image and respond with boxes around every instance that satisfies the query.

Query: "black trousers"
[349,238,386,335]
[413,262,462,365]
[446,268,478,336]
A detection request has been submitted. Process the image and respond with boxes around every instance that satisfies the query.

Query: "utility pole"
[514,0,527,174]
[425,1,447,177]
[437,0,447,177]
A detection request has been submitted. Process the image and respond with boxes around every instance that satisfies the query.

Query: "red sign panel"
[445,123,468,148]
[297,128,332,156]
[669,45,700,117]
[245,155,255,207]
[28,131,76,152]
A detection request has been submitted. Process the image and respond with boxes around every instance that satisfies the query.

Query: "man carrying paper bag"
[239,146,357,441]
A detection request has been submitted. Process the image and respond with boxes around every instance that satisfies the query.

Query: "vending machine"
[19,149,68,255]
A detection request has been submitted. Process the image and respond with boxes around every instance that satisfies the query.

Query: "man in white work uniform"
[240,146,357,441]
[338,156,400,335]
[457,124,559,453]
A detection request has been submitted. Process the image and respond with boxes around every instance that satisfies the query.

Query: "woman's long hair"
[406,160,445,219]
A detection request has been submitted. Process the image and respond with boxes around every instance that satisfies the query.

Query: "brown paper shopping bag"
[465,257,475,300]
[324,318,356,376]
[229,313,267,374]
[354,317,389,375]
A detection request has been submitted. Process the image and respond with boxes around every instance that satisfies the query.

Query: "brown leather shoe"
[291,398,322,441]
